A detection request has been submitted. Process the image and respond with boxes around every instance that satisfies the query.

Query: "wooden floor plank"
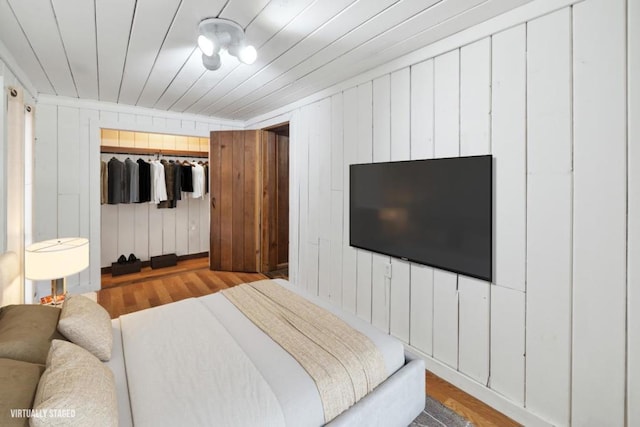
[141,281,161,308]
[194,270,222,292]
[122,287,136,311]
[110,287,125,319]
[184,275,205,297]
[133,287,152,311]
[190,272,216,295]
[153,279,175,306]
[425,371,521,427]
[206,272,233,289]
[167,275,191,302]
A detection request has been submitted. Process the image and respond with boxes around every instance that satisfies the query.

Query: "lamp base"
[50,277,66,306]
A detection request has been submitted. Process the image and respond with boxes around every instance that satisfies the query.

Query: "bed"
[1,251,424,427]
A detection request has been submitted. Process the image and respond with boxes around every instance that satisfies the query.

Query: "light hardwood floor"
[98,258,265,319]
[97,261,520,427]
[426,372,521,427]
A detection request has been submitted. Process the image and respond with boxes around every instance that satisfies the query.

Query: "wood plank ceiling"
[0,0,534,121]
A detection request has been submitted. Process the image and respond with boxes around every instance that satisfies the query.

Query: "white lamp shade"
[25,238,89,280]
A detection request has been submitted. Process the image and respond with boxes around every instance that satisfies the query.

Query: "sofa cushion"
[0,358,44,427]
[31,340,117,427]
[57,295,113,361]
[0,304,66,364]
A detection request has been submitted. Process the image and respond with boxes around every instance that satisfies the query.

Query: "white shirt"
[150,161,168,204]
[191,163,205,199]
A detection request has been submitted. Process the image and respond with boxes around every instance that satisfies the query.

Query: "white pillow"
[57,294,113,361]
[31,340,117,427]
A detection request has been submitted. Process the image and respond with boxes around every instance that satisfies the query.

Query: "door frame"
[260,124,289,273]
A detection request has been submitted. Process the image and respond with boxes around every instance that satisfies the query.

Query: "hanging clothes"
[103,153,207,206]
[100,160,108,205]
[180,163,193,193]
[172,160,182,205]
[137,159,151,203]
[150,160,168,204]
[149,160,157,203]
[158,160,176,209]
[191,163,205,199]
[204,164,209,195]
[107,157,125,204]
[125,158,139,203]
[121,159,131,204]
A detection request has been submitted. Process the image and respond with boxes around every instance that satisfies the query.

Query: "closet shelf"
[100,145,208,158]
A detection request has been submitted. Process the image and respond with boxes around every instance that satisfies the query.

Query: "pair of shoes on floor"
[117,254,139,264]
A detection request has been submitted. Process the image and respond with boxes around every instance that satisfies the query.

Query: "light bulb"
[198,35,215,57]
[238,45,257,65]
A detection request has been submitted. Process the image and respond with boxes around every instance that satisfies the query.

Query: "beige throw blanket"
[222,280,387,422]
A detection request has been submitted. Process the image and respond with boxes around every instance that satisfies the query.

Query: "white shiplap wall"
[525,8,573,422]
[628,1,640,426]
[572,1,627,425]
[34,96,242,298]
[251,0,632,425]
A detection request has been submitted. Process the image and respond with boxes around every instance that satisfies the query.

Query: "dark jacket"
[107,157,125,204]
[137,159,151,203]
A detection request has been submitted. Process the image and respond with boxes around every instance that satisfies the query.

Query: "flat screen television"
[349,155,492,282]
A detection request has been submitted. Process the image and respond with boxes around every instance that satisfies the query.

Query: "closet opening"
[99,129,211,288]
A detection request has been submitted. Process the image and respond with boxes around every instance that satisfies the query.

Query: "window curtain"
[4,86,25,304]
[24,103,34,303]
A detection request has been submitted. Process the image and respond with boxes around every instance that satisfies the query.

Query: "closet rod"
[100,145,208,158]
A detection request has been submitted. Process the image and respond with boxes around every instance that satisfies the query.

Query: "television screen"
[350,155,492,282]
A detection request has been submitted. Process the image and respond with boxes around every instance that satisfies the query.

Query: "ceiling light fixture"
[197,18,257,71]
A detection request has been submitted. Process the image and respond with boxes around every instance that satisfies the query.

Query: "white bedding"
[105,279,406,427]
[103,319,132,427]
[119,298,285,427]
[200,279,405,426]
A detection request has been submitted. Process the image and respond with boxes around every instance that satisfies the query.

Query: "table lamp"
[25,237,89,305]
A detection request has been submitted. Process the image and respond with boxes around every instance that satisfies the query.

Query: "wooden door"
[210,130,261,272]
